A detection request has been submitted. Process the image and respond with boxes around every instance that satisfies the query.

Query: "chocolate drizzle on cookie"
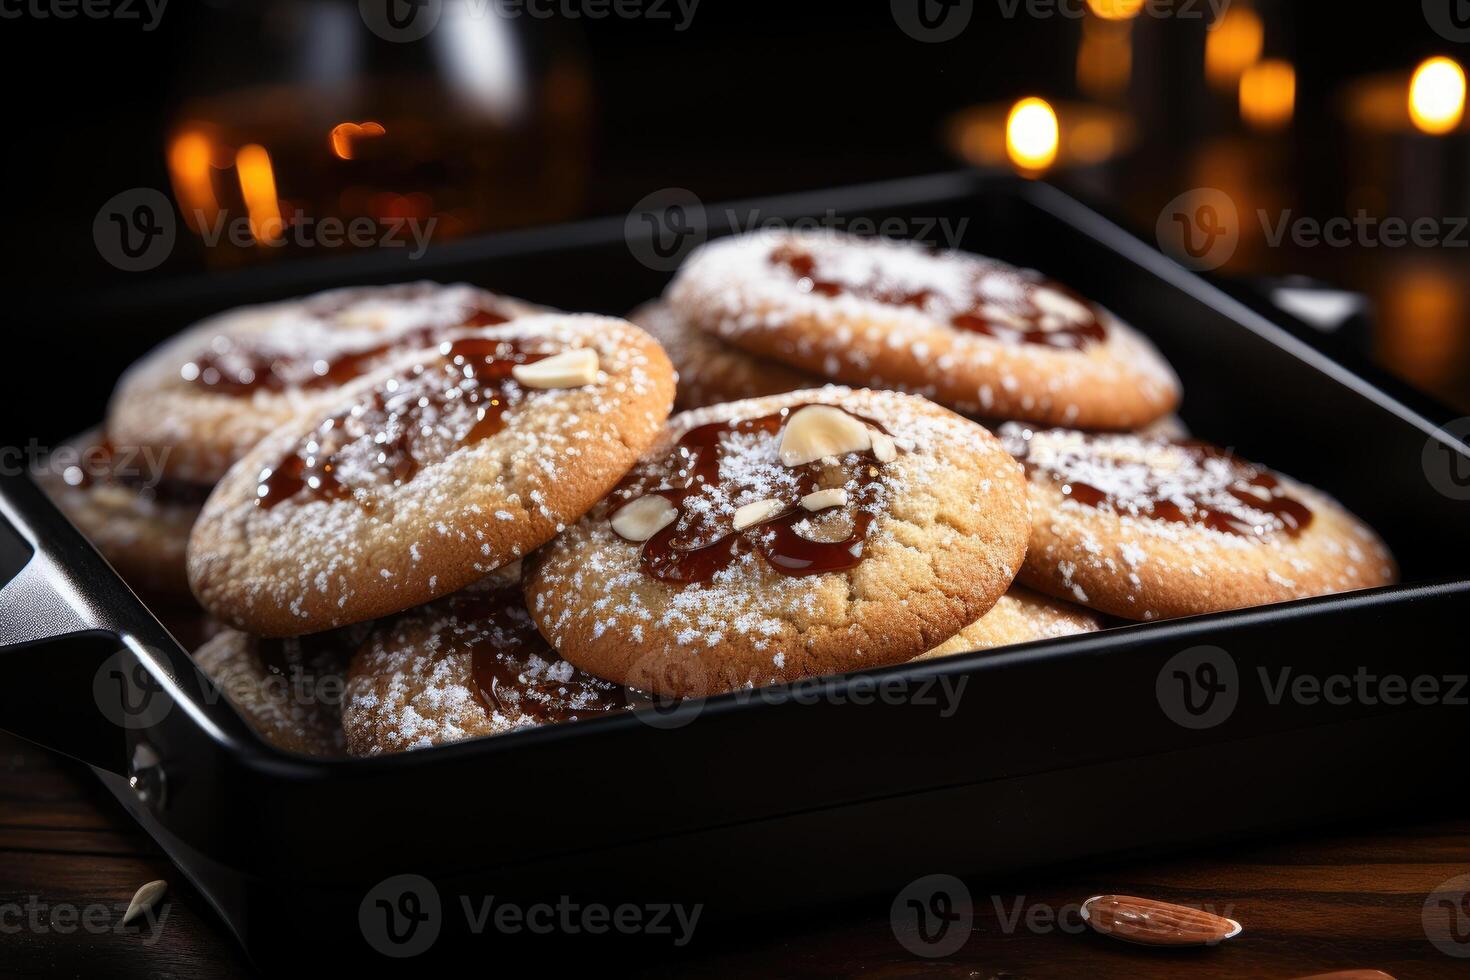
[182,290,513,395]
[768,242,1107,350]
[255,338,550,509]
[608,404,896,583]
[1003,425,1313,538]
[450,586,627,724]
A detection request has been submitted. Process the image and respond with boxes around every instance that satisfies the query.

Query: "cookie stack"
[40,234,1396,757]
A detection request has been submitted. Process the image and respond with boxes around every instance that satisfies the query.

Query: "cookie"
[1001,424,1398,620]
[525,387,1031,697]
[667,231,1180,429]
[342,564,627,755]
[187,313,676,637]
[33,430,209,602]
[193,625,366,756]
[630,301,821,410]
[914,586,1101,661]
[109,282,545,484]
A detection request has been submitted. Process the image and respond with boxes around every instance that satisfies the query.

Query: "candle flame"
[167,130,218,232]
[1409,57,1466,135]
[330,121,387,160]
[1006,97,1060,173]
[236,144,283,244]
[1239,59,1295,130]
[1205,6,1263,90]
[1085,0,1144,18]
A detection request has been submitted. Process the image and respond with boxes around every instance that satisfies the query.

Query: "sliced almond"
[800,488,847,511]
[870,432,898,463]
[778,405,872,467]
[733,498,785,531]
[512,348,599,389]
[122,879,168,927]
[1079,894,1241,947]
[610,495,677,542]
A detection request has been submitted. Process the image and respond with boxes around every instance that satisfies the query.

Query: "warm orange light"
[1409,57,1466,135]
[1006,97,1060,173]
[330,121,387,160]
[1077,17,1132,99]
[167,130,218,232]
[235,144,283,244]
[1239,59,1295,130]
[1086,0,1144,18]
[1205,6,1263,90]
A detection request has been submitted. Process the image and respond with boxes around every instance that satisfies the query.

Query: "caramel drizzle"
[769,243,1107,350]
[185,302,510,394]
[608,405,894,584]
[255,338,547,509]
[1014,433,1313,537]
[449,586,628,724]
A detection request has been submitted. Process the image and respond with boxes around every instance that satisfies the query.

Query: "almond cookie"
[33,430,209,602]
[193,625,366,756]
[667,231,1180,429]
[1001,424,1398,620]
[342,564,627,755]
[525,387,1031,697]
[631,301,820,410]
[188,314,675,636]
[109,282,545,484]
[914,586,1102,661]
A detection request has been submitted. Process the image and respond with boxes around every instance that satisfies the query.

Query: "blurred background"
[6,0,1470,412]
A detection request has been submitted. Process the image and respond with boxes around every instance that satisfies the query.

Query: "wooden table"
[3,728,1466,978]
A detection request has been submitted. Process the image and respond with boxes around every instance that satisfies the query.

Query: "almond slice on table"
[122,879,168,926]
[1079,894,1241,947]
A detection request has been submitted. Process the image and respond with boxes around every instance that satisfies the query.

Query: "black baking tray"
[3,171,1468,970]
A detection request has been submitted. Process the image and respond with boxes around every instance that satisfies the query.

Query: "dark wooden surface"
[3,728,1467,979]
